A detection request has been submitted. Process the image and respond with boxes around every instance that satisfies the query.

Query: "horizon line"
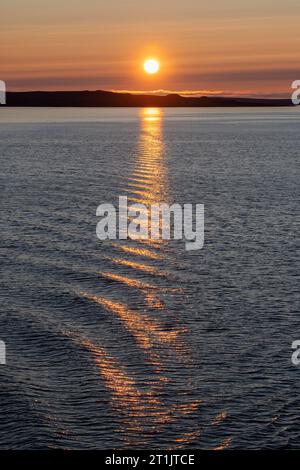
[5,88,291,99]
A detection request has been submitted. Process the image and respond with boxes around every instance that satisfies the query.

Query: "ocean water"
[0,107,299,449]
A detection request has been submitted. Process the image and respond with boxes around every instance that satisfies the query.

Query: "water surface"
[0,107,299,449]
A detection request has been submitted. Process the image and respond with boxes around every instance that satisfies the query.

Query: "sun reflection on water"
[81,108,229,448]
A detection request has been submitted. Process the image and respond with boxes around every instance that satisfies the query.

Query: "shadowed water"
[0,107,299,449]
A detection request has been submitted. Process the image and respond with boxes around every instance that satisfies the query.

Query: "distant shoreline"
[2,90,295,107]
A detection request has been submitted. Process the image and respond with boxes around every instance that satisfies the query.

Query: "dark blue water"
[0,107,299,449]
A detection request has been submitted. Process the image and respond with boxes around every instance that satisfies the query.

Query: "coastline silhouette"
[4,90,293,107]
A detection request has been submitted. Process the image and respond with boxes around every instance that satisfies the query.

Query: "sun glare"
[144,59,160,75]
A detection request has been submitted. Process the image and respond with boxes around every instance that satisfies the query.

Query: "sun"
[144,59,160,75]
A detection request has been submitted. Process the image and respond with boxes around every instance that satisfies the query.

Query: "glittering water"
[0,107,299,449]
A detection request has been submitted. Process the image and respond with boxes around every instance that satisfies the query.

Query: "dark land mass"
[3,90,294,107]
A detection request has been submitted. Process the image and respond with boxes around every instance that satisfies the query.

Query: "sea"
[0,107,299,449]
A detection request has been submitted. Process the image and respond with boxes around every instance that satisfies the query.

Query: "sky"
[1,0,300,96]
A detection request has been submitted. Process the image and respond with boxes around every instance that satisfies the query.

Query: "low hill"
[4,90,293,107]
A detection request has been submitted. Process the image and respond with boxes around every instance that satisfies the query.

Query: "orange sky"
[1,0,300,96]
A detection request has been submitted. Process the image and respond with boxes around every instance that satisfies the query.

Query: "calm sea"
[0,107,299,449]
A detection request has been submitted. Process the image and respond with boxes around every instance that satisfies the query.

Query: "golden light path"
[79,108,230,449]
